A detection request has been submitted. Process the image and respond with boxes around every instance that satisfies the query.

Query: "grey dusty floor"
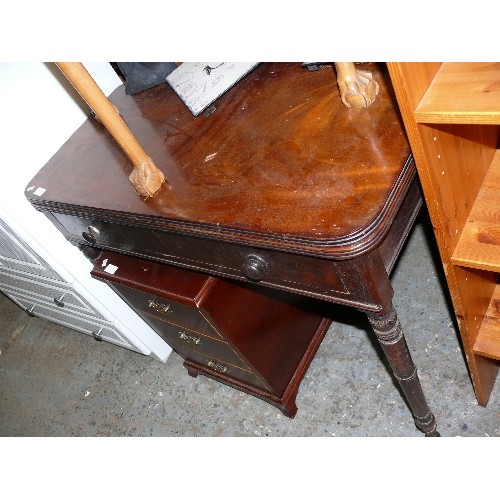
[0,210,499,438]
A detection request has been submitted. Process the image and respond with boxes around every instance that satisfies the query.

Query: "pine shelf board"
[474,284,500,360]
[415,62,500,124]
[452,149,500,272]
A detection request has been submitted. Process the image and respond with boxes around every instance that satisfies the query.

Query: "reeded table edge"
[27,155,416,260]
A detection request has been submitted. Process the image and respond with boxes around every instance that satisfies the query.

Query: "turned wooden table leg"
[366,305,440,436]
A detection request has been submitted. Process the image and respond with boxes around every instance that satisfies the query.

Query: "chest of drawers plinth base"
[91,250,332,417]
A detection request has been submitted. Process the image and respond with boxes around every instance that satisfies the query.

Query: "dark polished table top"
[27,62,412,259]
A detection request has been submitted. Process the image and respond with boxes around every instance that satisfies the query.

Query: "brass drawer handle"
[207,360,228,374]
[179,331,201,345]
[148,298,173,315]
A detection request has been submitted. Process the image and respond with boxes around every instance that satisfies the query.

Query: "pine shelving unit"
[388,62,500,405]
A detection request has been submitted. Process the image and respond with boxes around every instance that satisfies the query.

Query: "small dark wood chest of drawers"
[91,250,332,417]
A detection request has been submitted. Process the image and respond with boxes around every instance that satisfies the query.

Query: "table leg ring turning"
[366,306,440,437]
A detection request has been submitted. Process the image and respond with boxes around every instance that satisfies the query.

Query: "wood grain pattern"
[387,62,500,407]
[475,283,500,359]
[417,123,497,249]
[452,150,500,271]
[389,62,442,111]
[26,63,411,259]
[416,63,500,124]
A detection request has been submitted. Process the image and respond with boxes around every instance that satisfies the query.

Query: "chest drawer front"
[135,307,251,371]
[0,220,65,282]
[111,283,224,341]
[0,268,104,319]
[4,289,139,351]
[53,212,350,301]
[186,355,271,393]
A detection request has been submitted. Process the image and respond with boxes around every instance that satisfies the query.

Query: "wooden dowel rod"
[56,62,165,197]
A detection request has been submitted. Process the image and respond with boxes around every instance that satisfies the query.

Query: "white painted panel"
[0,62,172,362]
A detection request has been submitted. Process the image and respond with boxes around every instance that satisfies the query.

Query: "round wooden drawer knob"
[241,254,269,281]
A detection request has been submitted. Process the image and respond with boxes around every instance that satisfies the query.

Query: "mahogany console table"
[26,62,439,436]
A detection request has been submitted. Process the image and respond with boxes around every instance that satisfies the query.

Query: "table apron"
[49,211,390,311]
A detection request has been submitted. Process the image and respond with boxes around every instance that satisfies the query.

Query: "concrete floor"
[0,210,499,437]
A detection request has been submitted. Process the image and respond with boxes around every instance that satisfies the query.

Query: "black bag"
[116,62,177,95]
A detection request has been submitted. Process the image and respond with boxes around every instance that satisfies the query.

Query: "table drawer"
[52,212,350,301]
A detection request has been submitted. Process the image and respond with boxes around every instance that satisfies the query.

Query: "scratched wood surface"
[26,62,412,257]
